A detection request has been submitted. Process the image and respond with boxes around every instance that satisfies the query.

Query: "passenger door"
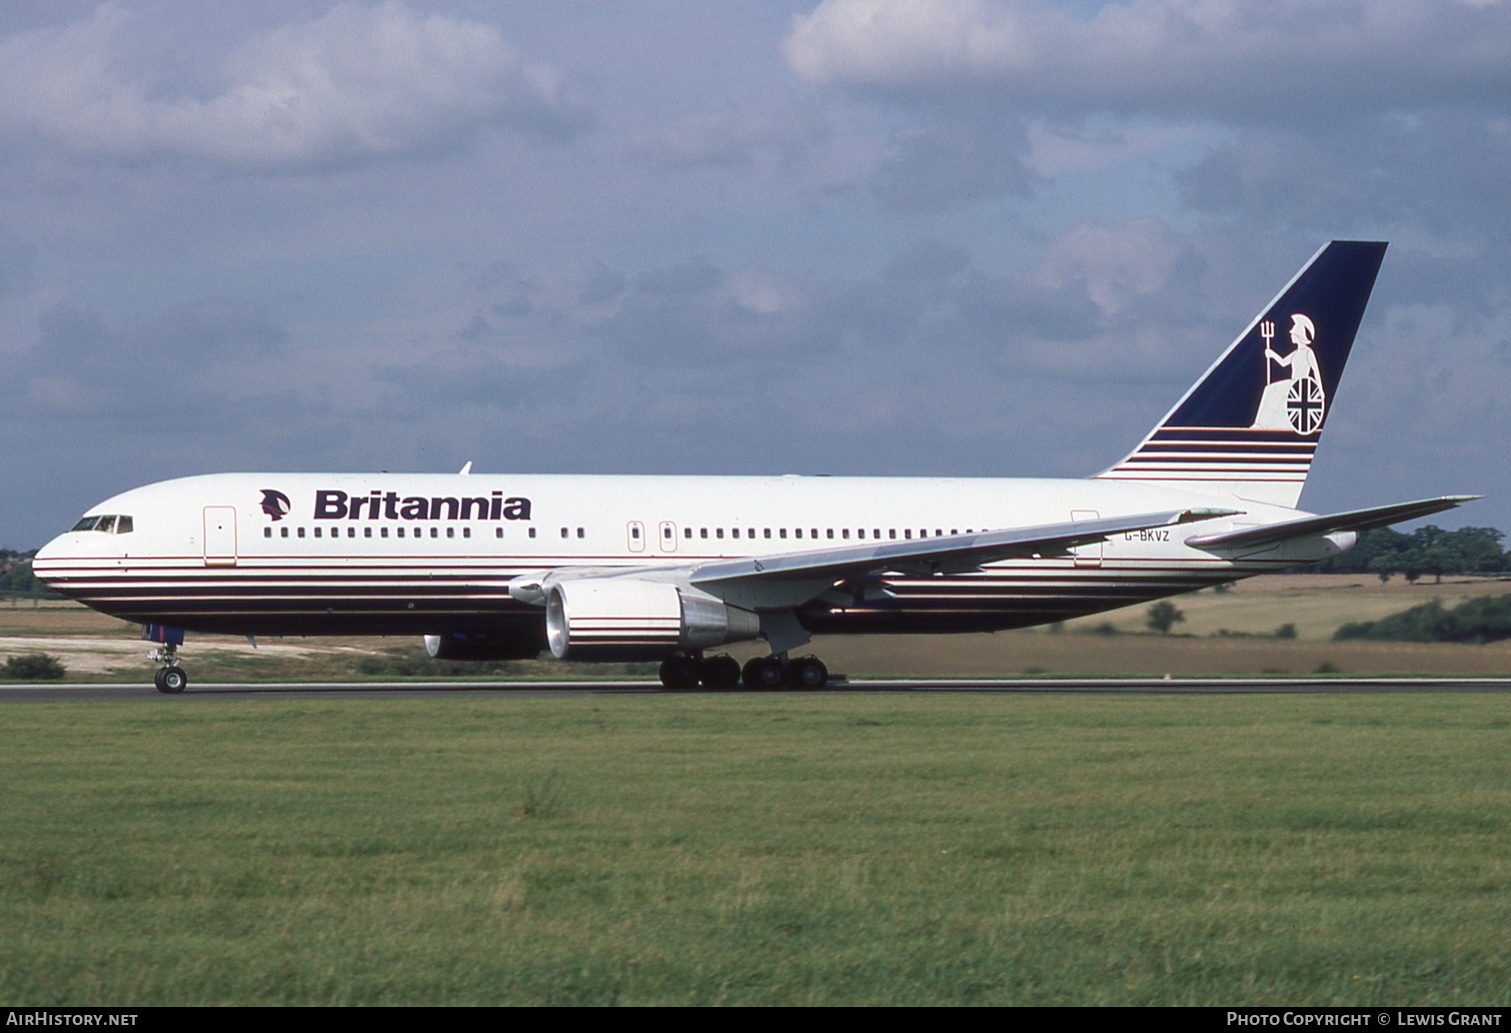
[1070,509,1102,568]
[203,507,237,567]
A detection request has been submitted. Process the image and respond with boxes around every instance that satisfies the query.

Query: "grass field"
[5,574,1511,680]
[2,693,1509,1005]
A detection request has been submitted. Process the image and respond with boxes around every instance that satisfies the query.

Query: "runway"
[4,677,1511,702]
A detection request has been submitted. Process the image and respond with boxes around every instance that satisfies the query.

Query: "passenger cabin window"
[529,527,537,538]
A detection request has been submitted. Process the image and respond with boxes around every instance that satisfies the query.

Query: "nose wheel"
[153,666,188,694]
[148,643,188,694]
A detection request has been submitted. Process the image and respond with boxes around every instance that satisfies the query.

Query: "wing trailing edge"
[1184,495,1479,551]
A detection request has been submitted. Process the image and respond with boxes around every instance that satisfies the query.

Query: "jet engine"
[544,578,760,661]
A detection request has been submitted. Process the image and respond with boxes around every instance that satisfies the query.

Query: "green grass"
[2,694,1509,1005]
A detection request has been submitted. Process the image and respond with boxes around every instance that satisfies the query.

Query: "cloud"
[635,102,828,170]
[870,120,1033,209]
[785,0,1511,124]
[0,1,590,171]
[0,227,36,301]
[1179,114,1511,241]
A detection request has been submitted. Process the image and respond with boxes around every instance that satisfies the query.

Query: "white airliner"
[34,241,1474,692]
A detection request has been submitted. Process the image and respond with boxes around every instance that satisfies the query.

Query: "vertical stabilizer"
[1096,240,1387,508]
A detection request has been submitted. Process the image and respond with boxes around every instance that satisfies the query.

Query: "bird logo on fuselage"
[259,489,292,521]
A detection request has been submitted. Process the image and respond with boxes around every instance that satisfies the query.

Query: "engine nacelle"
[425,631,544,661]
[545,578,760,661]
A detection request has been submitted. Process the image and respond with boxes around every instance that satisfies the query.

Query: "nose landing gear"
[149,646,188,694]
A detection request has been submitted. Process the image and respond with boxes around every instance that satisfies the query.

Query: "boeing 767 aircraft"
[33,241,1475,692]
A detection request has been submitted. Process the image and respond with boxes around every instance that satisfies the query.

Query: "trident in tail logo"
[1251,314,1324,434]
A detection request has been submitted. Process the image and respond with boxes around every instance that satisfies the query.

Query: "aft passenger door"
[204,507,237,567]
[1070,510,1102,568]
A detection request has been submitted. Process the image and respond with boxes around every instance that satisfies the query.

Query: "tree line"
[1310,525,1511,583]
[0,550,56,599]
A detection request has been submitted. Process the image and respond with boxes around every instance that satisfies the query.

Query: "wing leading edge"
[1183,495,1479,550]
[688,507,1236,601]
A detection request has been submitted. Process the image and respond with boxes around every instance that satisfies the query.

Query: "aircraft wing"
[688,507,1235,602]
[1183,495,1479,551]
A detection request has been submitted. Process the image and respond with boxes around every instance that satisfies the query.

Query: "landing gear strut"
[658,653,745,690]
[149,644,188,694]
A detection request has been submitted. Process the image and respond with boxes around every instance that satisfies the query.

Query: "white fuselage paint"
[33,471,1343,644]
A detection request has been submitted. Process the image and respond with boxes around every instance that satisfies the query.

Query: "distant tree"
[1316,525,1511,579]
[1147,601,1185,635]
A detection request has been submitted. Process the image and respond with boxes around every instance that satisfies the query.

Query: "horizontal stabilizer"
[1184,495,1479,550]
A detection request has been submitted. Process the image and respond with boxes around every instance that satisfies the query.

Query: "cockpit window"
[70,514,133,534]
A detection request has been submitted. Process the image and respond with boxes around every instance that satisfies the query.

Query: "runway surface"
[4,677,1511,702]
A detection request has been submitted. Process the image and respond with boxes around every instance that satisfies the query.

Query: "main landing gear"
[658,653,828,690]
[149,643,188,694]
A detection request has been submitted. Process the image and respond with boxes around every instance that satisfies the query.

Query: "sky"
[3,0,1509,549]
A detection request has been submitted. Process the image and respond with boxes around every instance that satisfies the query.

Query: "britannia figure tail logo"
[1250,313,1324,434]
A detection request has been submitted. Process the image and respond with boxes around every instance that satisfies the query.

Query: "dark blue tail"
[1097,240,1387,507]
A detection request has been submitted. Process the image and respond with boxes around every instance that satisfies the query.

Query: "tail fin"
[1096,240,1387,508]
